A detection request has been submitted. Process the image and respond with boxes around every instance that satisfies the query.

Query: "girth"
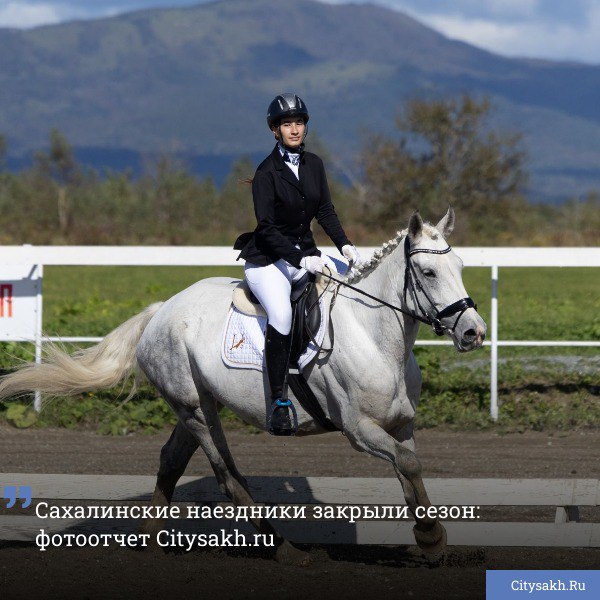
[288,372,339,432]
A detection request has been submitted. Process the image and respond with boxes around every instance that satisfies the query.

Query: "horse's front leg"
[345,417,446,559]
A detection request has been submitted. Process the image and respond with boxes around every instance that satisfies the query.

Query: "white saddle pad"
[221,297,328,373]
[221,256,348,373]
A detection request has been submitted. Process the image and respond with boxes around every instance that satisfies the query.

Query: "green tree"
[218,156,256,235]
[141,155,208,244]
[34,128,81,237]
[361,95,526,241]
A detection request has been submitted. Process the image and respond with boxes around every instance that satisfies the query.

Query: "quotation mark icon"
[3,485,32,508]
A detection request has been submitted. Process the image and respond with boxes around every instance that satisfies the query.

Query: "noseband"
[403,236,476,336]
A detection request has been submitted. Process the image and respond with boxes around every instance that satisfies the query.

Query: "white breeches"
[244,259,307,335]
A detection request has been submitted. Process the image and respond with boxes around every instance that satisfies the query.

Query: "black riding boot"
[264,324,296,436]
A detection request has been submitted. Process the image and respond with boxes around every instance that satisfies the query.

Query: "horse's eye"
[423,269,436,278]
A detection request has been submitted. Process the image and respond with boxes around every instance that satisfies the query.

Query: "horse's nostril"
[481,332,486,341]
[464,329,476,340]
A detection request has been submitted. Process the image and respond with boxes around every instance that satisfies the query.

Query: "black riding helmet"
[267,93,310,129]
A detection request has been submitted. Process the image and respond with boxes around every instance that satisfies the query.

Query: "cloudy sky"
[1,0,598,64]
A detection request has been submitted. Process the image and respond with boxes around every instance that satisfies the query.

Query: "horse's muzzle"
[460,324,486,350]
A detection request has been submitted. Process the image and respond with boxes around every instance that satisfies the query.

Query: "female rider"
[234,93,360,436]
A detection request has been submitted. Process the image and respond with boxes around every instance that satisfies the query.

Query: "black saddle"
[246,273,321,366]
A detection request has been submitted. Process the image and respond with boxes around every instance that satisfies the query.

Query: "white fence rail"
[1,246,599,418]
[1,474,599,547]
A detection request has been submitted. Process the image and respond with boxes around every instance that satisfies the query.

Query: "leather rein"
[317,236,477,338]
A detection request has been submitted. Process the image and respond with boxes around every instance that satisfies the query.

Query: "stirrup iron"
[268,398,298,436]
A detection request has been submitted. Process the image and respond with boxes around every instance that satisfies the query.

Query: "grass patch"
[0,265,597,433]
[43,265,243,336]
[413,346,599,431]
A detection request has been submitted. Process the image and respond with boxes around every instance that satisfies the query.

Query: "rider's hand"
[342,244,362,266]
[300,255,325,274]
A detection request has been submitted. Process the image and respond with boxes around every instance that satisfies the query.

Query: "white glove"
[300,255,325,274]
[342,244,361,266]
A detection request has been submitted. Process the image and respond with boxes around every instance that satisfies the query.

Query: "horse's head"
[403,208,486,352]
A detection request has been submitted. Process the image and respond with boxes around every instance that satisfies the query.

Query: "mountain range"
[1,0,599,202]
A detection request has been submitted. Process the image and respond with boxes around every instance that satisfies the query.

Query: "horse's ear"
[436,206,455,238]
[408,210,423,241]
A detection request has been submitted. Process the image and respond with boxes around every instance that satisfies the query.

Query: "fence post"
[490,265,498,421]
[34,264,43,412]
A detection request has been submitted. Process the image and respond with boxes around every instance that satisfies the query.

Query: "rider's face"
[274,117,305,149]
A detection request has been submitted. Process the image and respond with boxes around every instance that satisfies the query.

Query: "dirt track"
[2,426,599,477]
[1,426,599,599]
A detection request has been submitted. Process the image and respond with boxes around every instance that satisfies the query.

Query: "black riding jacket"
[234,145,351,268]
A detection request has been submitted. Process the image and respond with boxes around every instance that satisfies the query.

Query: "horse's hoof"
[137,518,165,545]
[414,521,447,563]
[275,540,312,567]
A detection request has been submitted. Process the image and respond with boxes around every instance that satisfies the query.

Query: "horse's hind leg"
[180,393,311,566]
[139,421,199,538]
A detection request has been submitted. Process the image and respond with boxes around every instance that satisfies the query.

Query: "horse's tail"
[0,302,163,401]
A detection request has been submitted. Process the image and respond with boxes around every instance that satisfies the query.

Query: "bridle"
[318,236,477,337]
[402,236,477,336]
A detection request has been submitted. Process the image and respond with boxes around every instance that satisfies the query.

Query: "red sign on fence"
[0,284,13,318]
[0,266,41,340]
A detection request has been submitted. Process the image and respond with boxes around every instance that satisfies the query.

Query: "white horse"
[0,208,485,565]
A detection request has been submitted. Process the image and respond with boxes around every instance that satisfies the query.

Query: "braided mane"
[345,223,439,284]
